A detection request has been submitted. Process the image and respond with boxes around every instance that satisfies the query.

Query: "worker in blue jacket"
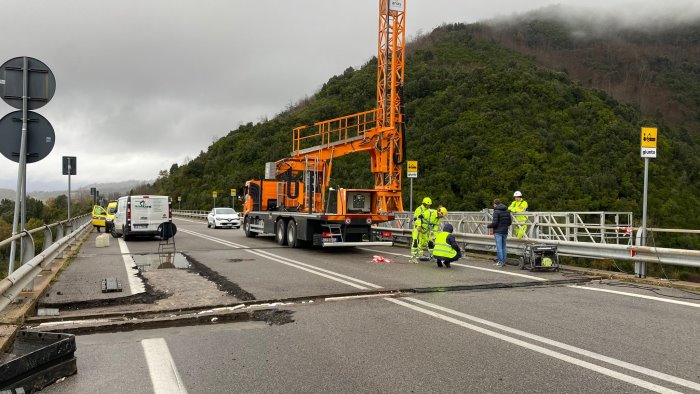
[432,223,461,268]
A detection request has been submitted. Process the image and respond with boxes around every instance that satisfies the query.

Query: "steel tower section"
[373,0,406,212]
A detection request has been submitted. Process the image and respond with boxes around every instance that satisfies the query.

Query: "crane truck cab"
[112,195,172,240]
[242,178,393,248]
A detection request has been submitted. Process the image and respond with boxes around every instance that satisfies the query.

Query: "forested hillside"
[149,10,700,248]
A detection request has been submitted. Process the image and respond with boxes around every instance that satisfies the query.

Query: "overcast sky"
[1,0,697,192]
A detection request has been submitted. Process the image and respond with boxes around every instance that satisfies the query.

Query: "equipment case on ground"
[519,244,559,271]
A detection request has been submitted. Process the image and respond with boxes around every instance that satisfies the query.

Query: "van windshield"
[215,208,236,215]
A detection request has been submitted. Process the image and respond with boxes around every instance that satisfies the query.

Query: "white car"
[207,207,241,229]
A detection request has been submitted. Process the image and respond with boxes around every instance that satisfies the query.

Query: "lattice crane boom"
[278,0,406,213]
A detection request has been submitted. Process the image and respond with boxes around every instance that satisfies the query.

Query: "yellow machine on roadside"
[91,205,107,232]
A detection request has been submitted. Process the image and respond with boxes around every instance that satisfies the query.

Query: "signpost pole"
[68,169,71,221]
[406,160,417,213]
[8,58,29,274]
[1,56,57,274]
[636,157,649,278]
[635,127,658,278]
[409,178,413,213]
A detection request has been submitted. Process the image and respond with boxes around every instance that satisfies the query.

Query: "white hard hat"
[513,191,522,197]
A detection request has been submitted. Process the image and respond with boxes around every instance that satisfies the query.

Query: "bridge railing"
[382,211,635,244]
[172,209,700,268]
[1,214,91,310]
[375,211,700,268]
[176,210,208,219]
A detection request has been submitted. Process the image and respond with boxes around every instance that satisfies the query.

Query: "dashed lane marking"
[142,337,188,394]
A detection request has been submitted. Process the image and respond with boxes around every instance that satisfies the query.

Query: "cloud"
[0,0,695,192]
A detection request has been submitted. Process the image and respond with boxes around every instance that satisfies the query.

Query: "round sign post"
[1,56,56,274]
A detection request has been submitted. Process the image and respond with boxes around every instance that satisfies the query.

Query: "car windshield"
[215,208,236,214]
[108,206,117,214]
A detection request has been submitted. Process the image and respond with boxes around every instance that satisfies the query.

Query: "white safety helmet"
[513,191,522,197]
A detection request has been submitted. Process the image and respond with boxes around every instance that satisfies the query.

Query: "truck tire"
[276,220,287,246]
[287,220,300,248]
[244,216,257,238]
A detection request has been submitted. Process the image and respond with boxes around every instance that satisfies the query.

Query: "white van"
[111,195,171,240]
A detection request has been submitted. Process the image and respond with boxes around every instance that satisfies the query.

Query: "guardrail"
[172,209,699,268]
[175,210,208,219]
[383,210,637,245]
[1,215,91,311]
[375,210,700,269]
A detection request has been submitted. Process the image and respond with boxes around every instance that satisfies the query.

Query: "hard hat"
[438,207,447,217]
[513,191,522,197]
[422,197,432,205]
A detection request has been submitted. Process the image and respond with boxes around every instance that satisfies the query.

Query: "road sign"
[177,196,181,202]
[62,156,76,175]
[641,127,658,158]
[90,187,96,196]
[641,148,657,158]
[641,127,657,148]
[0,57,56,110]
[407,160,418,178]
[230,188,236,197]
[0,110,55,163]
[212,191,218,198]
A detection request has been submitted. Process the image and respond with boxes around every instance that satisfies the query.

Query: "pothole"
[133,252,191,272]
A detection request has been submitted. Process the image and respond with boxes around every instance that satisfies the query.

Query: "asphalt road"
[37,217,700,393]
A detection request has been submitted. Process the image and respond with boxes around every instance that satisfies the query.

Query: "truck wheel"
[244,216,257,238]
[287,220,299,248]
[111,226,120,238]
[276,220,287,246]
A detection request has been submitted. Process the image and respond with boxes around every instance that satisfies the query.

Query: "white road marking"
[388,298,688,394]
[181,229,383,290]
[253,249,383,289]
[178,229,697,391]
[179,228,245,248]
[401,297,700,391]
[452,263,547,281]
[359,247,546,281]
[141,337,188,394]
[174,218,204,223]
[569,285,700,308]
[117,238,145,294]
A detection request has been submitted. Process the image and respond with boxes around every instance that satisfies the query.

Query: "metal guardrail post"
[43,226,53,253]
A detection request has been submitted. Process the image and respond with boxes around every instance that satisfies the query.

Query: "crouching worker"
[432,223,461,268]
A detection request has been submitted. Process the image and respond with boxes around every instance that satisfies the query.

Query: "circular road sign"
[0,57,56,110]
[0,110,55,163]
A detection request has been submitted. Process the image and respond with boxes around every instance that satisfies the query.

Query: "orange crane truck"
[241,171,394,247]
[241,0,406,247]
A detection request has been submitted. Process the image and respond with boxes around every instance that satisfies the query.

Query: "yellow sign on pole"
[641,127,658,148]
[230,188,236,197]
[212,191,218,198]
[177,196,181,202]
[407,160,418,178]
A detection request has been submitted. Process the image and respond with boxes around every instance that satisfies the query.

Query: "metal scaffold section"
[282,0,406,214]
